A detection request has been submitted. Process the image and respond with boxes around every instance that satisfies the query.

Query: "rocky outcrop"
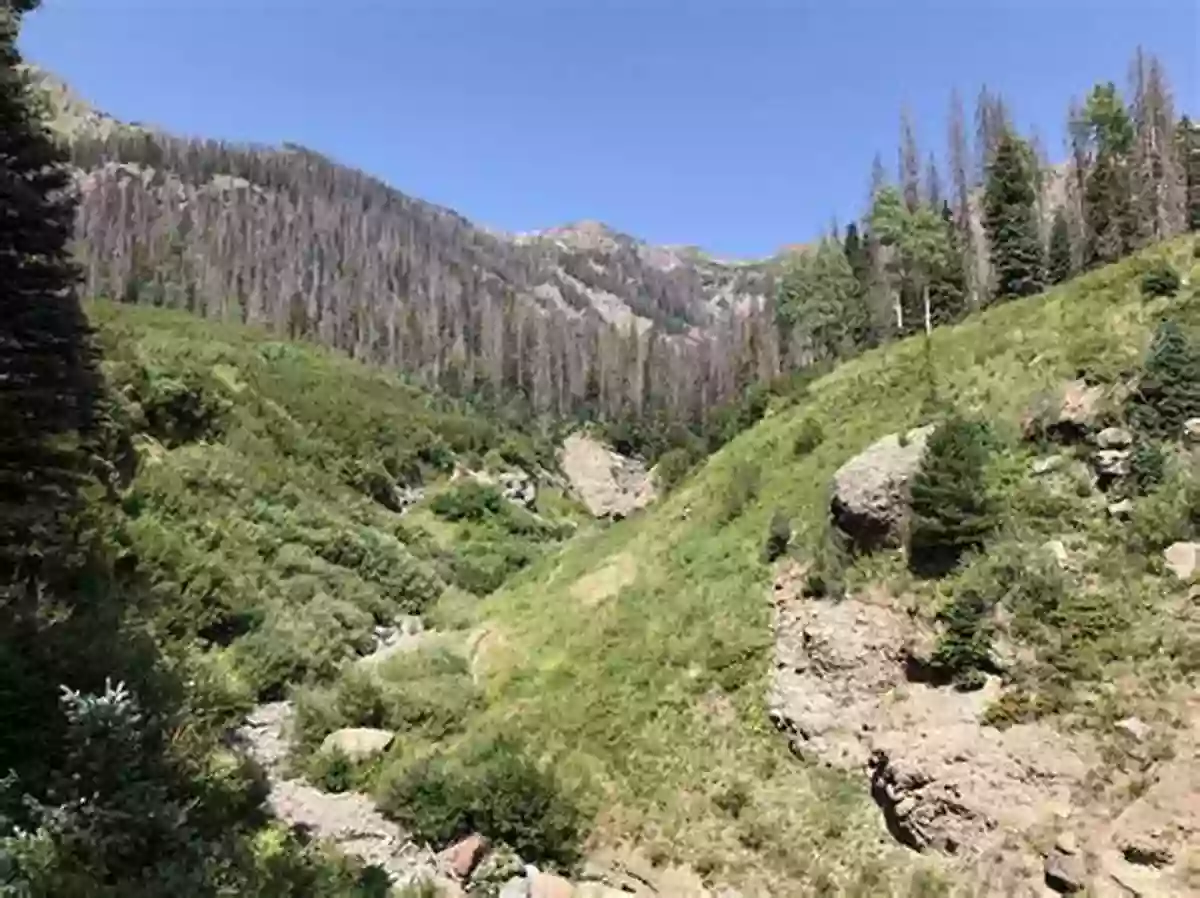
[559,432,655,520]
[1163,542,1200,581]
[829,426,934,551]
[1022,379,1107,443]
[319,727,394,762]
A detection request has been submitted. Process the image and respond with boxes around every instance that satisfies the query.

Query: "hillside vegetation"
[425,237,1200,895]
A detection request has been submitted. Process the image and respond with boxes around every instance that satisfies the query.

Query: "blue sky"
[21,0,1199,258]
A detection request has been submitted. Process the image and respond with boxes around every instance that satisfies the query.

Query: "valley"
[3,4,1200,898]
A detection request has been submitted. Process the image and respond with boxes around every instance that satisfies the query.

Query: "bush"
[133,365,230,447]
[378,737,583,869]
[310,747,356,793]
[654,447,697,494]
[715,460,761,525]
[792,417,824,456]
[908,415,997,577]
[803,520,850,600]
[1128,441,1166,496]
[1140,261,1182,298]
[763,510,791,562]
[430,481,506,522]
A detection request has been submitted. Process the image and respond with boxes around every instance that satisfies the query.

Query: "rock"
[573,884,634,898]
[1094,449,1132,479]
[1044,539,1070,568]
[432,878,468,898]
[496,469,537,508]
[1163,542,1200,581]
[1183,418,1200,444]
[559,432,655,520]
[499,878,532,898]
[1107,499,1135,520]
[1055,831,1080,855]
[1023,379,1105,443]
[1044,851,1088,893]
[1096,426,1134,450]
[529,871,576,898]
[829,426,934,551]
[1116,716,1151,742]
[1031,454,1067,475]
[319,727,394,762]
[438,833,489,880]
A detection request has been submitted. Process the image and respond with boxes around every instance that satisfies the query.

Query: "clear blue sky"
[20,0,1199,258]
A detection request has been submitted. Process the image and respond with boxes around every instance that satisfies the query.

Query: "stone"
[1107,499,1135,520]
[1094,449,1132,479]
[529,871,576,898]
[829,426,934,551]
[573,884,633,898]
[1183,418,1200,444]
[559,432,655,520]
[1044,851,1088,893]
[499,878,532,898]
[1023,379,1105,443]
[1163,542,1200,581]
[1096,426,1134,450]
[319,727,394,762]
[1044,539,1070,568]
[1031,454,1067,475]
[1116,716,1151,742]
[1055,831,1080,855]
[438,833,489,880]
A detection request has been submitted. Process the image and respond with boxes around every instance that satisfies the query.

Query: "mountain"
[32,68,788,434]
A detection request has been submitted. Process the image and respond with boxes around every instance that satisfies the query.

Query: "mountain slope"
[437,238,1200,895]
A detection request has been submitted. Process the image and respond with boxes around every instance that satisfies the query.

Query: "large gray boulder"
[319,727,394,762]
[830,426,934,551]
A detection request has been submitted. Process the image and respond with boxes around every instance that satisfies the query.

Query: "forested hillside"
[32,52,1200,458]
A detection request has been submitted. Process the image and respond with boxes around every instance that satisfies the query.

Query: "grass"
[85,298,575,700]
[448,238,1200,896]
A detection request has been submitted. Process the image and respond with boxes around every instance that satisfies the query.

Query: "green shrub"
[763,510,791,562]
[908,415,997,577]
[1127,319,1200,439]
[132,365,230,447]
[1128,441,1166,496]
[654,447,698,494]
[715,460,761,525]
[1140,261,1182,298]
[930,587,994,690]
[803,520,850,600]
[792,417,824,457]
[310,747,356,794]
[431,481,506,522]
[378,737,583,869]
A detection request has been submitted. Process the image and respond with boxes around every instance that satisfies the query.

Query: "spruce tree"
[929,201,968,326]
[1047,209,1073,285]
[983,132,1045,301]
[1081,83,1137,266]
[908,415,996,577]
[1179,115,1200,232]
[1127,320,1200,439]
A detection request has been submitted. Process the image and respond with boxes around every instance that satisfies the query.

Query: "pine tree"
[908,415,996,577]
[1082,82,1137,266]
[842,222,874,350]
[1127,320,1200,440]
[1178,115,1200,232]
[983,131,1045,301]
[930,202,968,325]
[1047,209,1073,285]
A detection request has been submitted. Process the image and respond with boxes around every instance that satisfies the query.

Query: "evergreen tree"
[1178,115,1200,232]
[1081,82,1137,266]
[1127,320,1200,439]
[841,222,874,350]
[929,201,968,326]
[908,415,997,577]
[983,131,1045,301]
[776,238,859,363]
[1047,209,1073,285]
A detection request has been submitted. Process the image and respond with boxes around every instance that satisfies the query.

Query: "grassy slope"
[470,239,1200,896]
[86,298,582,702]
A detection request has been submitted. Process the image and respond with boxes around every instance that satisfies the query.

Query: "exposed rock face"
[1184,418,1200,445]
[1095,426,1133,450]
[829,426,934,551]
[1023,379,1106,443]
[767,565,1095,891]
[559,432,655,520]
[319,727,395,762]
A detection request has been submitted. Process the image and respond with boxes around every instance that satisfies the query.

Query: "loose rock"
[1163,542,1200,581]
[829,426,934,551]
[319,727,394,762]
[439,833,489,881]
[1107,499,1135,520]
[1183,418,1200,444]
[1044,851,1088,893]
[1096,426,1133,450]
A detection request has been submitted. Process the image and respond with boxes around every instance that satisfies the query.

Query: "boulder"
[1116,716,1152,742]
[319,727,394,762]
[438,833,489,881]
[1094,449,1132,480]
[1163,542,1200,581]
[496,470,537,508]
[1031,454,1066,476]
[1107,499,1135,520]
[1044,540,1070,569]
[499,879,532,898]
[1183,418,1200,444]
[559,432,655,520]
[1044,851,1088,893]
[1096,426,1134,450]
[1023,379,1105,443]
[829,426,934,551]
[529,871,576,898]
